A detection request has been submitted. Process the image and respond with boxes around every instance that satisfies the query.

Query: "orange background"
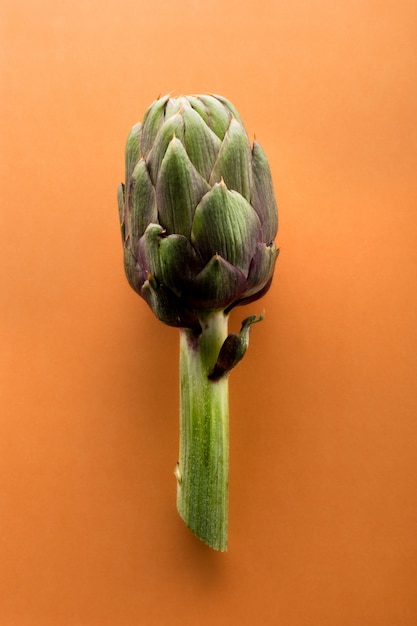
[1,1,417,624]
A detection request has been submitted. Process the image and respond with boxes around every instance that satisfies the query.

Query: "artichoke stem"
[176,310,229,551]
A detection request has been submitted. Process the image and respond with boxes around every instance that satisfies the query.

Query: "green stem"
[176,310,229,551]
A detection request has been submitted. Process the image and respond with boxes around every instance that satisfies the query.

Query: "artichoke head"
[118,94,279,331]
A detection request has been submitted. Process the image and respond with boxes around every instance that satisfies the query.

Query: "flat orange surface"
[1,1,417,624]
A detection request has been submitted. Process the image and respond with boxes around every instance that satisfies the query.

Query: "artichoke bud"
[118,94,279,326]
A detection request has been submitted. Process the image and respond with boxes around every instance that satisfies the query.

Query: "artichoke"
[117,94,279,551]
[118,94,279,332]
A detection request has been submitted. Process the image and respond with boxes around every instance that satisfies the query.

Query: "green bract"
[118,94,279,331]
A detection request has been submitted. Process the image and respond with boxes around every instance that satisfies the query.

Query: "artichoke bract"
[118,94,279,331]
[118,94,279,551]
